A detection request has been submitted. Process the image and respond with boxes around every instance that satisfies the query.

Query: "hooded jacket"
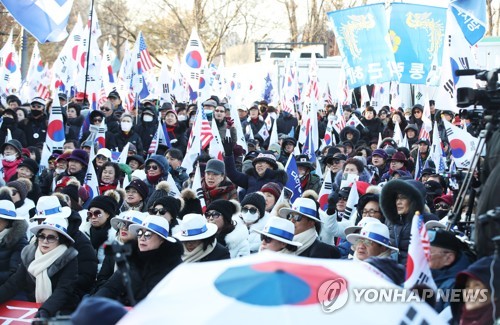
[380,179,438,264]
[0,220,28,285]
[339,126,361,146]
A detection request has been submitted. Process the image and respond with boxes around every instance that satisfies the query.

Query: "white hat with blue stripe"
[129,215,176,243]
[346,222,398,251]
[33,196,71,221]
[174,213,218,241]
[30,216,75,243]
[111,211,147,230]
[0,200,19,220]
[253,216,303,247]
[278,197,322,223]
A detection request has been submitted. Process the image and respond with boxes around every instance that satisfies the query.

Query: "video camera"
[456,68,500,110]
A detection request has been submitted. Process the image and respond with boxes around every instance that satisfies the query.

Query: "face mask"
[178,115,187,122]
[242,211,259,223]
[436,210,449,220]
[328,115,335,121]
[3,154,17,162]
[205,111,213,119]
[143,115,153,122]
[31,110,43,117]
[55,168,66,174]
[2,117,14,125]
[121,121,133,132]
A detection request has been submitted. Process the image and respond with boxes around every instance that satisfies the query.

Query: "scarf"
[27,245,68,303]
[294,228,318,256]
[90,225,111,250]
[147,174,162,185]
[2,158,22,182]
[0,228,10,244]
[460,300,500,325]
[182,240,217,263]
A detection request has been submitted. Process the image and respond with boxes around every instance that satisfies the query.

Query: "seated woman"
[254,216,302,254]
[0,216,79,318]
[95,216,183,304]
[98,161,122,195]
[174,213,230,262]
[239,193,269,253]
[346,222,399,261]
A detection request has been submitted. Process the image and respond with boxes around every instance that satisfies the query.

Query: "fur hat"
[18,158,39,175]
[302,190,319,201]
[150,196,184,219]
[241,193,266,219]
[146,181,171,209]
[179,189,203,219]
[89,195,119,219]
[60,178,82,203]
[260,182,282,202]
[125,179,149,200]
[206,199,240,224]
[7,179,32,202]
[380,179,425,222]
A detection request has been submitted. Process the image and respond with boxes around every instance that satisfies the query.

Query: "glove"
[222,137,233,156]
[326,196,337,216]
[226,117,234,128]
[35,309,49,318]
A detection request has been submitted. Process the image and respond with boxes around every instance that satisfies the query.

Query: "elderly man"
[99,100,120,134]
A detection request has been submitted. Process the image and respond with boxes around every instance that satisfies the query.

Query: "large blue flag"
[0,0,74,43]
[390,3,447,85]
[284,155,302,204]
[450,0,486,46]
[327,4,398,88]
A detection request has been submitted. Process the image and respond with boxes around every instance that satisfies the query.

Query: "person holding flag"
[114,114,144,156]
[0,108,27,146]
[360,106,384,143]
[164,107,187,155]
[295,154,321,194]
[135,103,159,152]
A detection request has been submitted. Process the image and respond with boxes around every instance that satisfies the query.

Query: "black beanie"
[61,184,79,203]
[152,196,182,218]
[125,179,149,200]
[7,180,28,202]
[89,195,118,218]
[206,199,240,224]
[240,193,266,219]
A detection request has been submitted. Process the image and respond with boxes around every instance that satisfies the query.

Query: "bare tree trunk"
[486,0,493,36]
[284,0,298,42]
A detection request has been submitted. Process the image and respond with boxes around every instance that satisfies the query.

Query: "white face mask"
[242,211,259,223]
[177,115,187,122]
[121,121,133,132]
[143,115,153,122]
[3,154,17,162]
[55,168,66,174]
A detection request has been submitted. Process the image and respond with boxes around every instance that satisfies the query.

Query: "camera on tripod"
[456,68,499,110]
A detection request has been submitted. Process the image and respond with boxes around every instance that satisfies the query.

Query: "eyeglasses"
[146,165,159,171]
[87,210,103,219]
[116,221,131,230]
[37,233,59,243]
[261,235,273,243]
[355,239,374,247]
[205,211,222,219]
[100,107,112,111]
[242,207,258,214]
[93,118,103,123]
[96,155,107,160]
[435,203,450,210]
[362,209,380,215]
[286,214,303,222]
[137,229,153,240]
[149,208,168,215]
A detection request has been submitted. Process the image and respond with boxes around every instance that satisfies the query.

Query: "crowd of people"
[0,91,497,324]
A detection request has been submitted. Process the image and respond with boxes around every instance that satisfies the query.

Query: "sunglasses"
[149,208,168,215]
[242,207,258,214]
[87,210,103,219]
[205,211,222,219]
[261,235,273,244]
[338,196,349,202]
[137,229,153,240]
[100,107,112,111]
[96,155,108,160]
[93,118,103,123]
[362,209,380,215]
[146,165,159,171]
[286,214,303,222]
[116,221,131,230]
[327,160,342,166]
[435,203,450,210]
[37,233,59,243]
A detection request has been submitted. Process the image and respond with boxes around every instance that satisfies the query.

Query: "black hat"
[323,147,341,165]
[125,179,149,200]
[244,151,260,161]
[417,138,431,146]
[89,195,119,218]
[206,199,240,224]
[421,168,434,177]
[338,187,351,199]
[282,137,296,146]
[71,297,127,325]
[424,180,443,196]
[108,91,120,99]
[18,158,39,175]
[412,104,424,114]
[428,228,464,253]
[152,196,182,219]
[160,102,173,111]
[404,124,419,133]
[0,139,23,156]
[205,159,225,175]
[58,93,68,102]
[240,193,266,219]
[7,180,29,202]
[252,151,278,170]
[295,154,315,171]
[126,155,145,166]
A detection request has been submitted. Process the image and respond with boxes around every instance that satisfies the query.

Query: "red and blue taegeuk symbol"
[48,120,65,142]
[37,60,44,72]
[450,139,466,158]
[5,53,16,73]
[214,261,347,306]
[185,51,202,69]
[199,77,206,89]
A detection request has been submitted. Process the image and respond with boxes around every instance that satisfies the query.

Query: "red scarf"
[99,182,118,195]
[147,174,162,185]
[2,158,22,182]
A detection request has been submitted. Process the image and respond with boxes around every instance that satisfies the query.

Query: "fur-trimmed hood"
[224,215,249,257]
[21,244,78,277]
[380,179,425,224]
[340,126,360,144]
[0,220,28,249]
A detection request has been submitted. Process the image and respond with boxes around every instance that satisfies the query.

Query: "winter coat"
[114,130,144,156]
[56,168,86,186]
[135,120,158,152]
[105,114,121,135]
[67,211,98,298]
[224,154,288,200]
[80,220,116,272]
[201,178,238,207]
[65,116,84,142]
[0,244,79,316]
[19,114,48,148]
[39,169,55,195]
[1,158,22,183]
[247,212,271,253]
[166,122,188,155]
[298,239,341,259]
[432,252,472,312]
[361,117,384,143]
[0,118,27,147]
[218,216,250,258]
[339,126,361,146]
[215,119,237,143]
[380,179,438,264]
[0,220,28,285]
[302,173,321,194]
[170,167,189,191]
[276,113,298,136]
[382,112,408,139]
[94,239,183,304]
[199,242,231,262]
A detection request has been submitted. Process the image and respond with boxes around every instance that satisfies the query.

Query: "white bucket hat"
[253,216,303,247]
[33,196,72,221]
[347,222,398,251]
[96,148,112,159]
[344,217,382,236]
[30,216,75,243]
[129,215,176,243]
[278,197,322,223]
[174,213,218,241]
[111,211,147,231]
[0,200,20,220]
